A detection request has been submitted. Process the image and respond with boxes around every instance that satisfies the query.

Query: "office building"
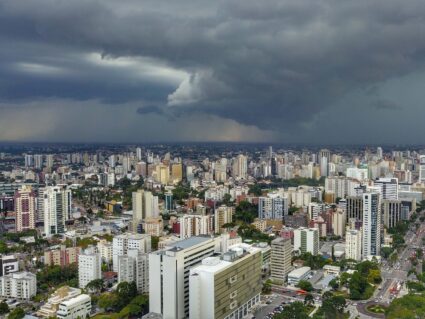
[189,244,262,319]
[362,192,381,258]
[149,236,216,319]
[0,271,37,300]
[287,267,312,286]
[43,185,72,237]
[374,178,398,200]
[14,185,36,232]
[270,238,292,283]
[56,294,91,319]
[383,200,402,229]
[294,227,319,255]
[112,233,151,272]
[78,248,101,289]
[346,196,363,221]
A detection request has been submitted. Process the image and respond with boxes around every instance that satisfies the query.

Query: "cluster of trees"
[297,280,313,292]
[313,292,346,319]
[340,261,381,300]
[97,282,148,318]
[237,223,271,243]
[387,221,409,249]
[297,253,331,270]
[386,293,425,319]
[234,200,258,223]
[37,264,78,292]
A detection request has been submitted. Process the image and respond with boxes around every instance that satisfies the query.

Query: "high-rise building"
[374,178,398,200]
[97,240,113,264]
[149,236,216,319]
[383,200,402,229]
[232,154,247,179]
[294,227,319,256]
[171,163,183,184]
[43,185,72,237]
[346,196,363,221]
[136,147,142,161]
[258,194,288,220]
[270,238,292,283]
[78,247,101,289]
[332,209,346,237]
[362,192,381,258]
[189,244,262,319]
[0,272,37,300]
[377,147,383,159]
[34,154,43,169]
[14,185,36,232]
[24,154,33,168]
[132,189,144,232]
[420,155,425,183]
[118,249,149,294]
[142,218,163,237]
[155,164,170,185]
[214,205,234,232]
[46,154,54,169]
[165,191,173,212]
[345,226,362,261]
[179,215,213,239]
[112,233,151,272]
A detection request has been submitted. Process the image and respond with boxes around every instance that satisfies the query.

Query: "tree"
[234,201,257,223]
[367,269,382,284]
[0,302,9,314]
[329,278,339,290]
[116,281,138,308]
[7,307,25,319]
[86,278,104,293]
[262,279,272,294]
[98,292,119,310]
[275,301,309,319]
[304,293,314,306]
[297,280,313,292]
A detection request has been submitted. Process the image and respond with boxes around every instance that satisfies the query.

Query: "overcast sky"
[1,0,425,144]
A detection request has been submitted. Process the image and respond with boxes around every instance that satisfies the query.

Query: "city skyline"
[2,1,425,143]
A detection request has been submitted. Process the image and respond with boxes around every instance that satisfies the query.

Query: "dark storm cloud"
[371,99,401,111]
[1,0,425,139]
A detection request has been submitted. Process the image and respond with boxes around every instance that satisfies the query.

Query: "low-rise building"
[37,286,82,318]
[287,267,311,286]
[44,246,80,267]
[56,294,91,319]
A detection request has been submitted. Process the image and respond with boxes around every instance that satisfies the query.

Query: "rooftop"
[168,236,212,251]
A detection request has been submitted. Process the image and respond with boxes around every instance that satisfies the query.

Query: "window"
[230,291,237,299]
[229,275,238,284]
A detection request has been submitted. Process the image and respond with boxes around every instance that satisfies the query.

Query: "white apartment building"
[0,271,37,300]
[56,294,91,319]
[37,286,82,318]
[149,236,216,319]
[345,227,362,261]
[118,249,149,294]
[189,244,263,319]
[112,233,151,272]
[78,248,101,289]
[294,227,319,256]
[179,215,213,239]
[43,185,72,237]
[97,239,113,263]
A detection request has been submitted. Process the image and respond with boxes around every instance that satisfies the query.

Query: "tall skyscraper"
[362,192,381,258]
[24,154,33,168]
[14,185,36,232]
[383,199,402,229]
[43,186,72,237]
[46,154,54,169]
[34,154,43,169]
[232,154,247,179]
[165,191,173,212]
